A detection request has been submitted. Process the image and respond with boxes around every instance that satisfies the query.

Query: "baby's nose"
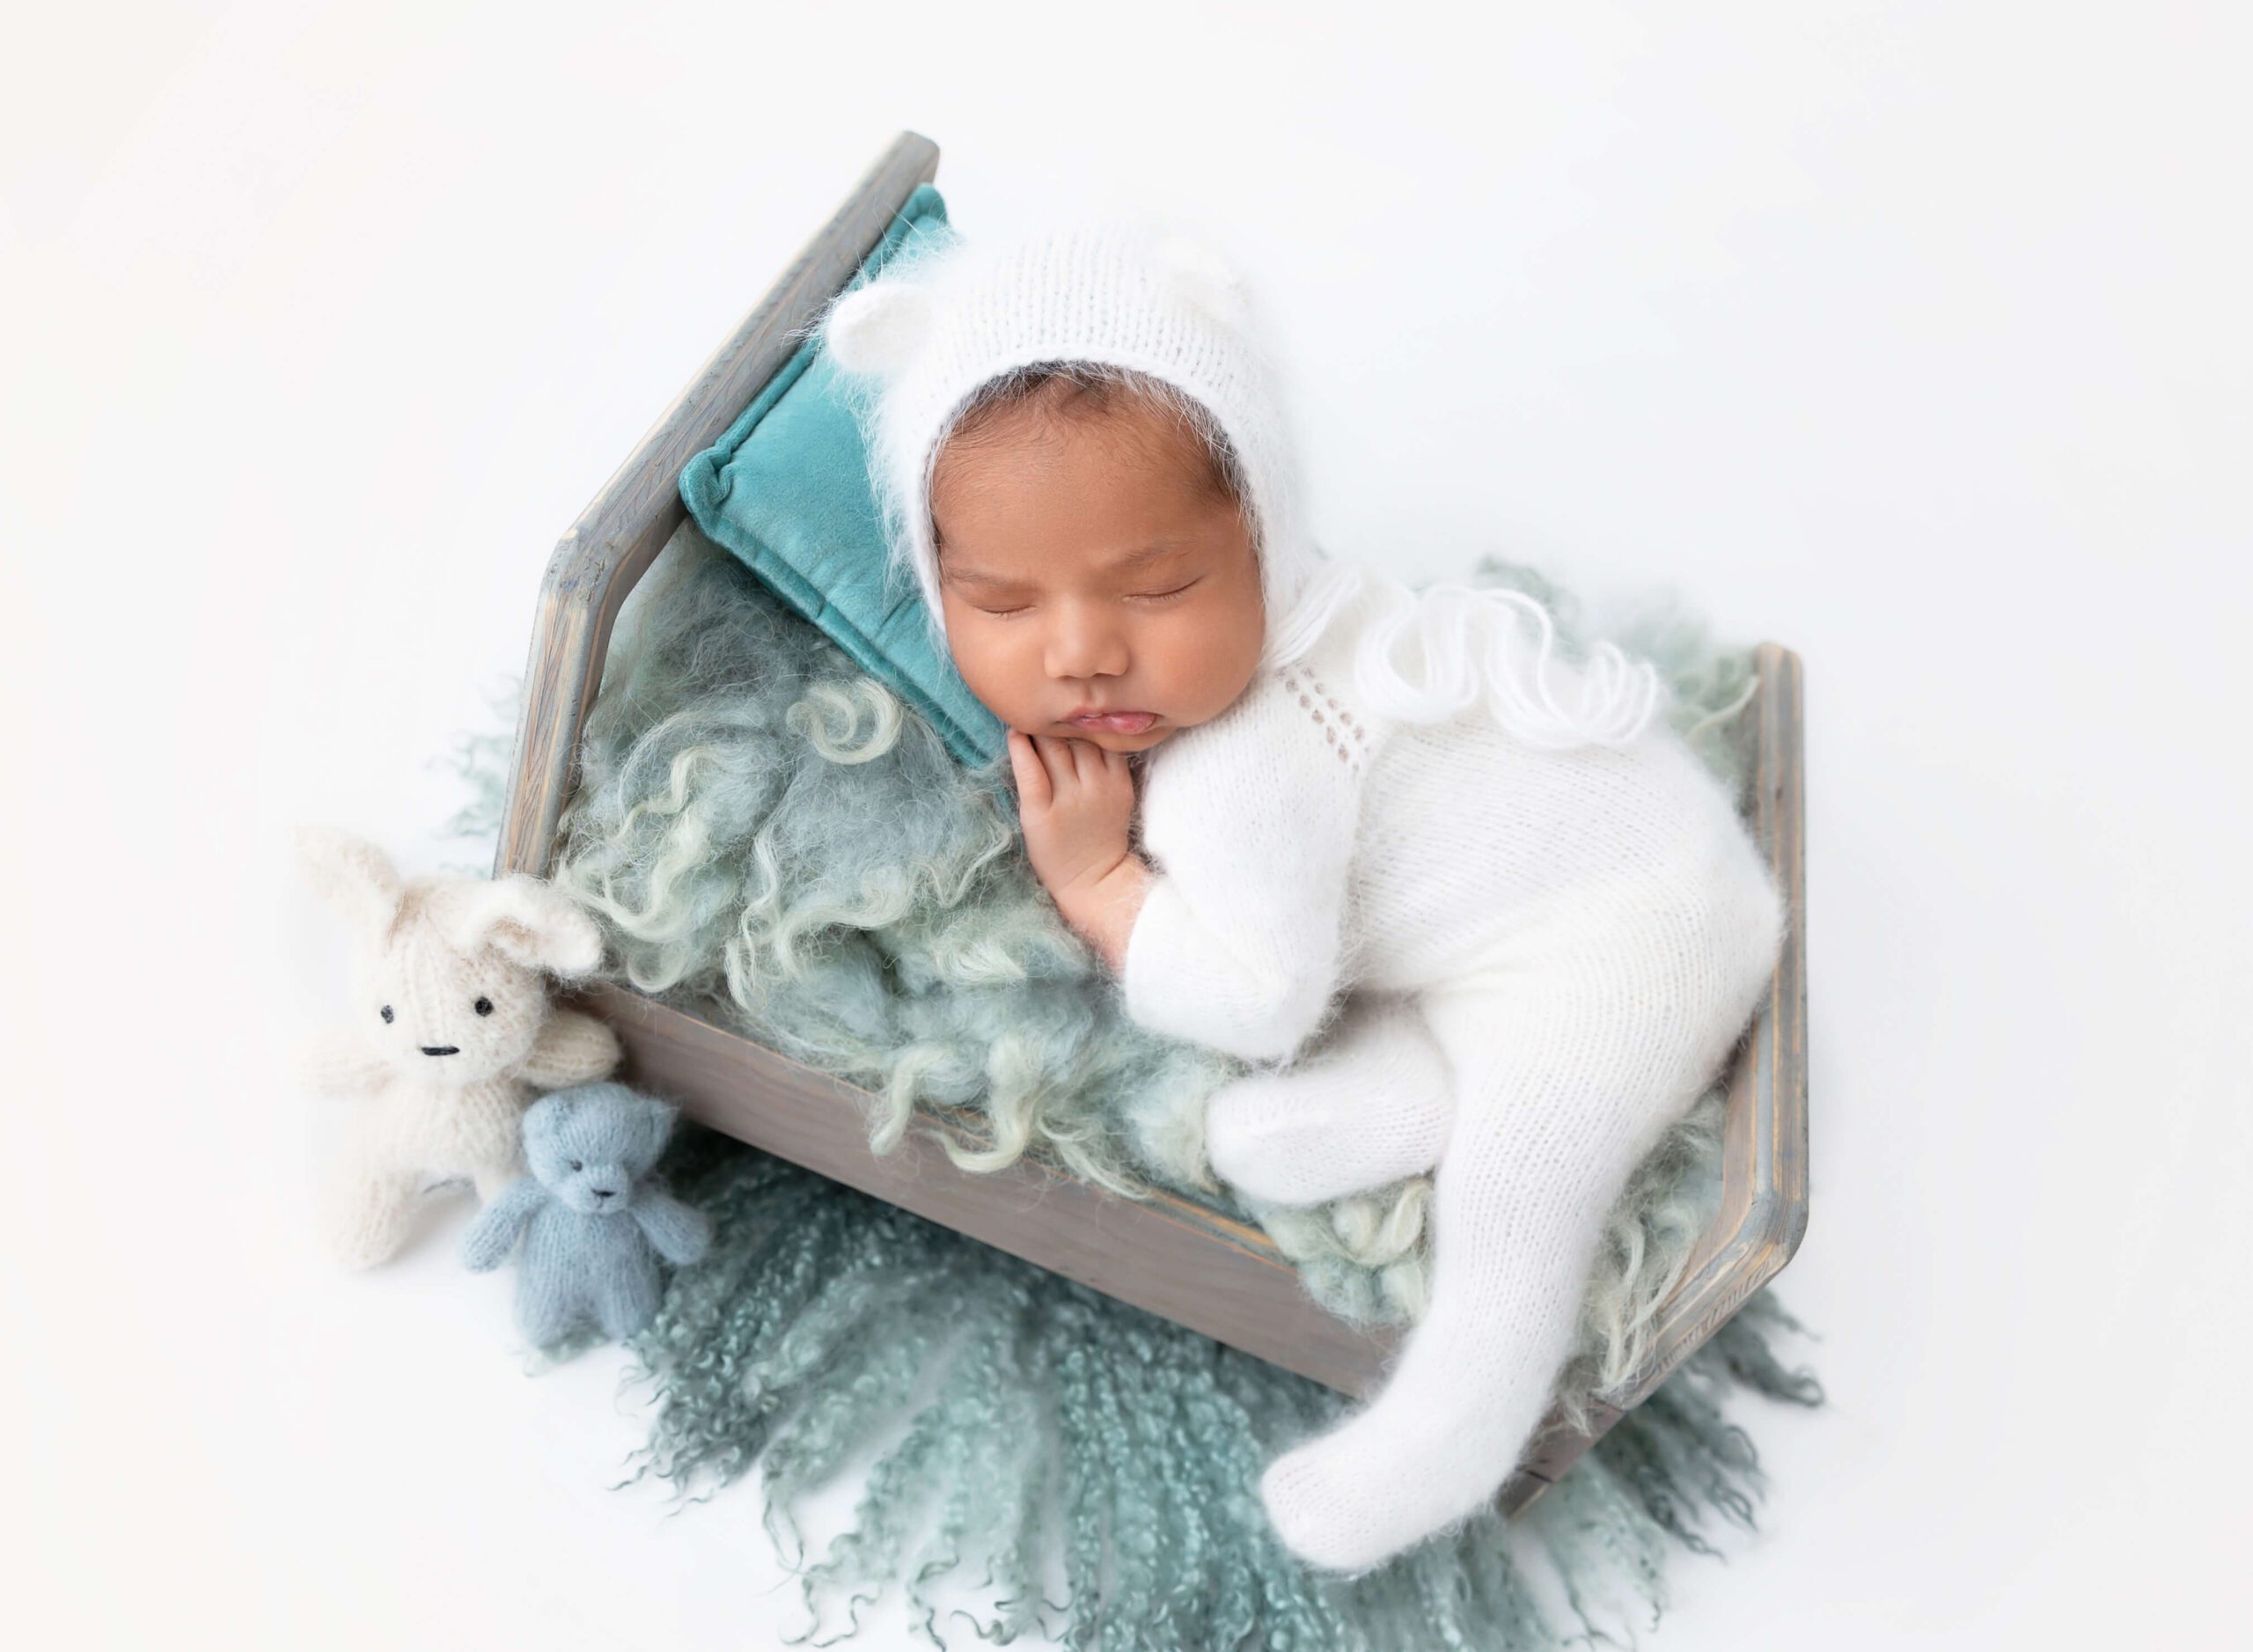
[1044,616,1129,679]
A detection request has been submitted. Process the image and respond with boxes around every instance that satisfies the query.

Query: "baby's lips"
[1068,710,1158,733]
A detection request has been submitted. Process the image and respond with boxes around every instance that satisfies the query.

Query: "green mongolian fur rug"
[620,1132,1820,1650]
[441,525,1823,1648]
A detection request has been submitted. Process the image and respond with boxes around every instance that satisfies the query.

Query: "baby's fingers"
[1008,731,1052,809]
[1034,734,1086,801]
[1065,737,1110,787]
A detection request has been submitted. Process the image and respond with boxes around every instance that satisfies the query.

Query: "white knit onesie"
[1120,573,1787,1575]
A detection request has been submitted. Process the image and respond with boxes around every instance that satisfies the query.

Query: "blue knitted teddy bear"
[460,1082,712,1346]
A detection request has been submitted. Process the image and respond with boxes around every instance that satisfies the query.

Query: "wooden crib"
[495,128,1809,1515]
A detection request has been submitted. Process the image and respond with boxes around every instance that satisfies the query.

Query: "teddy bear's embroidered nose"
[421,1045,460,1057]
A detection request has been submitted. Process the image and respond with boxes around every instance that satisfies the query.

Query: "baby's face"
[929,394,1266,754]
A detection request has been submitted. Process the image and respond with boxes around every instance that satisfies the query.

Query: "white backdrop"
[5,3,2249,1647]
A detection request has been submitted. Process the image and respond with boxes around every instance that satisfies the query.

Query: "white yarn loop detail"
[1266,558,1666,751]
[1259,557,1366,669]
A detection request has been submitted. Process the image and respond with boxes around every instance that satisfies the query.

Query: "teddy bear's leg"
[594,1252,663,1342]
[514,1261,583,1349]
[1203,994,1453,1208]
[324,1166,422,1270]
[1256,973,1713,1575]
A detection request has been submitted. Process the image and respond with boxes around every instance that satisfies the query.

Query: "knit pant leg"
[1203,994,1454,1208]
[1257,974,1701,1575]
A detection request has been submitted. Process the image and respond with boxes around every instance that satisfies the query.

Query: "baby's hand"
[1009,731,1152,975]
[1009,731,1136,898]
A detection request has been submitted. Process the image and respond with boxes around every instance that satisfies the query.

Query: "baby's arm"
[1016,679,1371,1065]
[1125,726,1364,1063]
[1009,731,1150,974]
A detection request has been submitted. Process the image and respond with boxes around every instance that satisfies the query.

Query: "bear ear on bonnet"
[818,219,1256,382]
[1149,229,1254,332]
[821,278,940,378]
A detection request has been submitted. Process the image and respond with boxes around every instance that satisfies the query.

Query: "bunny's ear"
[450,876,605,977]
[821,278,939,378]
[1151,230,1253,331]
[296,826,405,939]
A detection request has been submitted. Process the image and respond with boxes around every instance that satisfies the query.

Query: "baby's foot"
[1259,1414,1490,1575]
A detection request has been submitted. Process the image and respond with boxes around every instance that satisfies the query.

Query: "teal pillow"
[679,184,1005,769]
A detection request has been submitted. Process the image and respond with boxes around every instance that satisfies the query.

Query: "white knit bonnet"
[817,212,1327,654]
[818,211,1666,750]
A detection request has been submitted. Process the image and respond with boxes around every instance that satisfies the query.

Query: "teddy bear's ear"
[619,1091,679,1167]
[296,826,404,939]
[522,1089,564,1132]
[448,876,605,978]
[1150,229,1253,331]
[639,1091,680,1143]
[820,278,939,378]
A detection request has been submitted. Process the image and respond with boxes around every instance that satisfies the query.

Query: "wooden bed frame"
[495,128,1809,1515]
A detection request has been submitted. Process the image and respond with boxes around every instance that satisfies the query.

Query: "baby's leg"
[1204,994,1454,1208]
[1258,979,1708,1574]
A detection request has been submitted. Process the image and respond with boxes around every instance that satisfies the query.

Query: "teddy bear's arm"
[517,1010,623,1089]
[459,1177,547,1271]
[293,1027,391,1098]
[631,1191,714,1267]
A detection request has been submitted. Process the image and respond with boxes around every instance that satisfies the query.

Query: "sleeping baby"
[818,215,1786,1574]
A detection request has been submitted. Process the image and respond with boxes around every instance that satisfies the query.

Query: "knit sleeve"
[1120,658,1381,1064]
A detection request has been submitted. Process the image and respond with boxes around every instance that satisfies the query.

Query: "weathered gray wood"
[495,131,1809,1518]
[495,130,942,879]
[1595,642,1809,1412]
[581,980,1398,1395]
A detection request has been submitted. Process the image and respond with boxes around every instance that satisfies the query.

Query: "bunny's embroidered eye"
[569,1160,583,1171]
[473,996,494,1016]
[379,1005,394,1024]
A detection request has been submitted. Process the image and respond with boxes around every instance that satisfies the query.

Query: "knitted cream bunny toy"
[295,827,622,1268]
